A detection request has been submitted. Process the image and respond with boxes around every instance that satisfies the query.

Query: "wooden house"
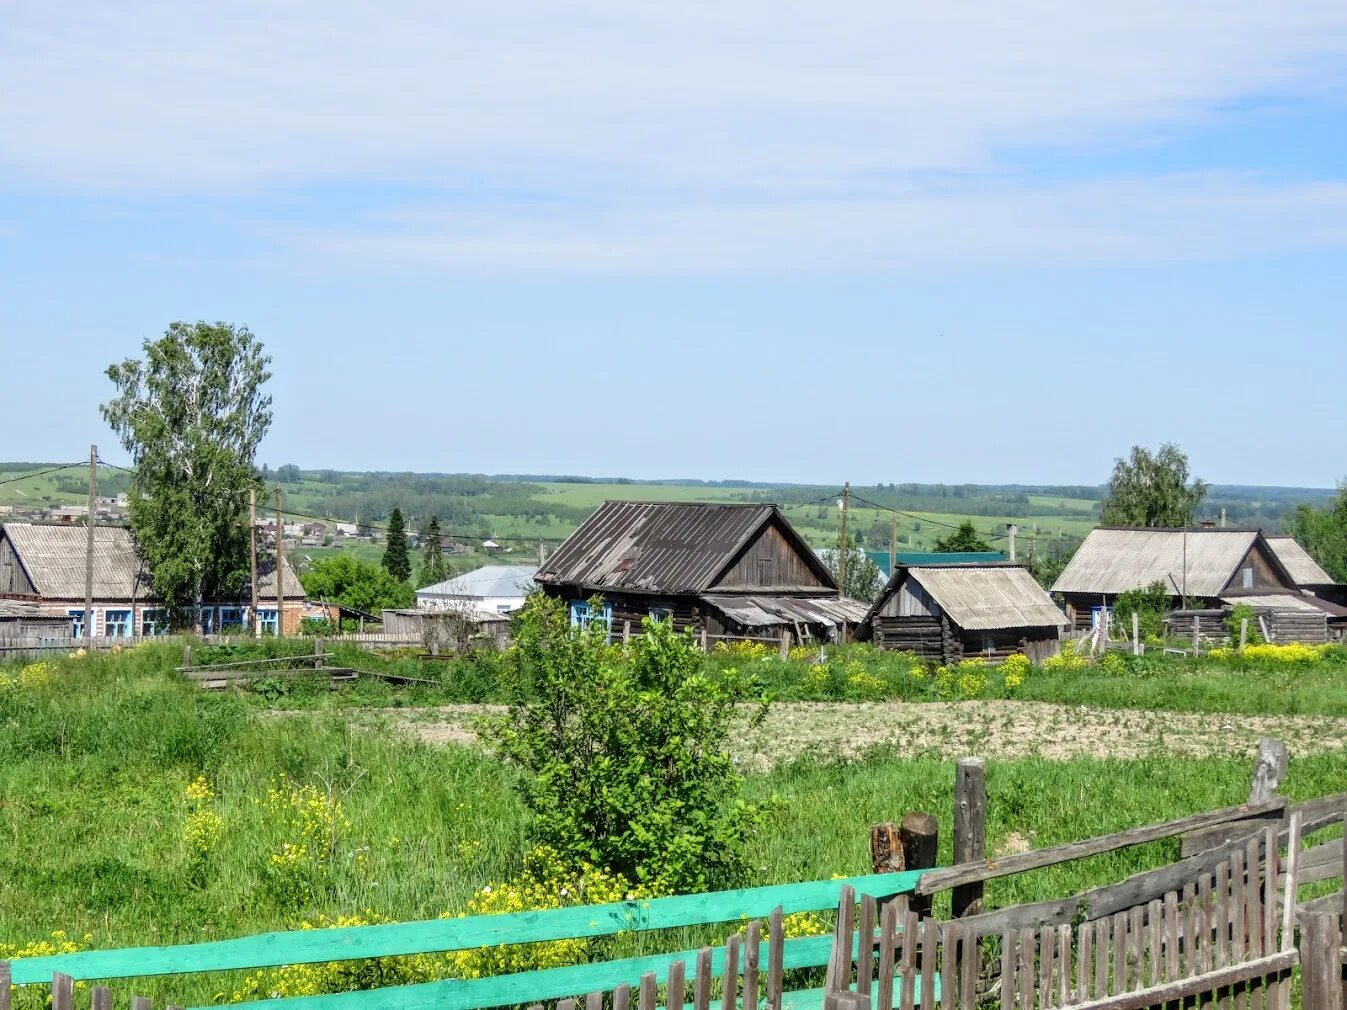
[856,563,1067,663]
[1264,535,1346,608]
[0,522,324,636]
[533,501,868,642]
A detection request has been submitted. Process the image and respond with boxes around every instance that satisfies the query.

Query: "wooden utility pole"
[889,515,897,582]
[837,482,849,600]
[274,486,286,638]
[83,444,97,640]
[952,757,987,918]
[1007,523,1018,562]
[249,488,260,638]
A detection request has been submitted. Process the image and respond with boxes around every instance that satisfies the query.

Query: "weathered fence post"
[1132,611,1140,655]
[1192,615,1200,655]
[823,992,869,1010]
[870,822,904,874]
[1298,907,1343,1010]
[1259,614,1272,643]
[1249,737,1289,804]
[182,644,192,670]
[92,987,112,1010]
[952,757,987,918]
[314,638,324,671]
[780,629,790,660]
[131,997,151,1010]
[1240,618,1249,649]
[51,973,72,1010]
[0,962,10,1010]
[622,620,631,645]
[700,626,708,652]
[902,811,939,918]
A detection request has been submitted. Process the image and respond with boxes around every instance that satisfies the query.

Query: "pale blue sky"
[2,4,1345,486]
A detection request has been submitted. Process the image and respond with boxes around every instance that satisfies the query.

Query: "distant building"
[857,562,1067,662]
[0,522,328,637]
[534,501,868,642]
[416,565,538,615]
[867,550,1005,578]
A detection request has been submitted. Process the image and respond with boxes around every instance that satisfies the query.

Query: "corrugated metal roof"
[701,593,869,629]
[908,565,1068,631]
[1264,536,1336,586]
[868,550,1006,577]
[534,501,832,594]
[1220,593,1323,613]
[1051,528,1265,597]
[0,599,70,621]
[1,522,303,601]
[417,565,538,600]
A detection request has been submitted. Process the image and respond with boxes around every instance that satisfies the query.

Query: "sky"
[2,3,1346,487]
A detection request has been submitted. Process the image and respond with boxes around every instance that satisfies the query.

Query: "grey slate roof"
[0,599,71,621]
[534,501,833,594]
[417,565,538,600]
[1052,527,1278,598]
[907,564,1068,631]
[1264,536,1336,587]
[702,593,869,629]
[1,522,303,601]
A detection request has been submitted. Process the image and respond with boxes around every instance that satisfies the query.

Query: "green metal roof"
[868,550,1005,577]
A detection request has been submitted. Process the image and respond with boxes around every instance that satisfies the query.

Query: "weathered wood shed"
[533,500,868,642]
[856,562,1068,663]
[0,599,73,640]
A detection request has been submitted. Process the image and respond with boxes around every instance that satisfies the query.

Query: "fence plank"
[857,897,876,998]
[957,926,975,1010]
[827,887,855,992]
[663,963,680,1010]
[639,971,656,1010]
[1077,922,1093,1001]
[1039,925,1055,1006]
[743,922,760,1010]
[694,949,712,1010]
[52,974,73,1010]
[0,962,10,1010]
[876,901,897,1010]
[898,910,917,1010]
[1056,925,1071,1005]
[721,936,739,1010]
[92,987,112,1010]
[1052,951,1297,1010]
[613,983,631,1010]
[998,932,1014,1010]
[767,908,784,1010]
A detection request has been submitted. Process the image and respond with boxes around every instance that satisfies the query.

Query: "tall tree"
[419,514,448,587]
[1100,443,1207,527]
[382,507,411,582]
[822,535,884,602]
[302,554,415,613]
[102,321,272,621]
[1287,483,1347,582]
[934,520,993,552]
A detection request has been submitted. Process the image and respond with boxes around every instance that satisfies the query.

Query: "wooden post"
[1298,908,1343,1010]
[1192,614,1200,655]
[52,973,73,1010]
[1259,614,1271,643]
[870,823,905,874]
[314,638,324,671]
[1132,611,1140,656]
[275,486,286,638]
[889,515,897,583]
[1240,618,1248,650]
[901,811,939,918]
[1007,524,1017,562]
[83,444,97,641]
[1249,737,1289,804]
[780,629,790,660]
[700,626,708,652]
[92,987,112,1010]
[952,757,987,918]
[837,482,849,601]
[182,645,192,670]
[249,488,261,638]
[0,961,10,1010]
[622,620,631,645]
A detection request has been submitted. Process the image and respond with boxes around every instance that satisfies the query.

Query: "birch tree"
[102,321,272,622]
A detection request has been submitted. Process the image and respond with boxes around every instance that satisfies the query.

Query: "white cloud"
[4,2,1347,192]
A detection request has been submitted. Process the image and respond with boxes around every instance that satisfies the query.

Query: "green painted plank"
[9,870,926,984]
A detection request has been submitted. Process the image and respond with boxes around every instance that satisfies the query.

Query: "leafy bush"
[1224,604,1266,645]
[484,595,766,892]
[1113,581,1171,640]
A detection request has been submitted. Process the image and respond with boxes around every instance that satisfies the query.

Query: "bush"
[1113,581,1170,640]
[484,596,767,892]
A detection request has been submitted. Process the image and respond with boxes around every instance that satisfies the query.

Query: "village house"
[533,500,868,642]
[1264,534,1346,607]
[1052,526,1346,641]
[416,565,538,615]
[0,522,327,637]
[856,562,1067,663]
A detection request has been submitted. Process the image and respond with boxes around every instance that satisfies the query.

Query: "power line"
[0,463,87,487]
[846,492,1084,545]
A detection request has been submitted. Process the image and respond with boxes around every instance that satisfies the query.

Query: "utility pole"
[1219,507,1227,529]
[837,482,850,600]
[83,444,97,640]
[889,514,897,582]
[538,540,546,567]
[1007,524,1018,563]
[249,488,261,639]
[275,486,286,638]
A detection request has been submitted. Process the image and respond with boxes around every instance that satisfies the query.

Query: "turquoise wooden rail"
[8,869,927,985]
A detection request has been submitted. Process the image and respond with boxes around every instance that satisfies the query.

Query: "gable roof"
[0,523,303,601]
[901,564,1067,630]
[534,501,834,595]
[1051,527,1292,598]
[1264,536,1336,587]
[417,565,538,599]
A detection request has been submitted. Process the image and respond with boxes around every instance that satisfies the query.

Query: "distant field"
[533,482,764,506]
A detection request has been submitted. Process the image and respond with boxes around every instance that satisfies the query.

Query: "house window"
[105,610,132,638]
[219,607,244,632]
[68,608,87,639]
[569,600,612,630]
[981,632,995,654]
[1090,606,1111,629]
[141,609,167,636]
[199,607,217,635]
[496,603,513,614]
[1242,567,1254,589]
[649,606,673,623]
[258,608,279,635]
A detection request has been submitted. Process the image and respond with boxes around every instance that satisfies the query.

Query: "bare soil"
[350,701,1347,769]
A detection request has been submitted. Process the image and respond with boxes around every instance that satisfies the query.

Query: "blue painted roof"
[868,550,1006,577]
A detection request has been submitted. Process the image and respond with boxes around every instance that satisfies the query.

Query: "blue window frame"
[258,608,279,636]
[1090,606,1111,629]
[569,600,613,630]
[105,609,132,638]
[67,608,87,639]
[219,607,244,631]
[141,609,167,636]
[199,607,217,635]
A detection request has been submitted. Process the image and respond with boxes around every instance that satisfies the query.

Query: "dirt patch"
[345,701,1347,769]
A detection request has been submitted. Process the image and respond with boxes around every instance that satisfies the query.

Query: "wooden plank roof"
[533,501,834,595]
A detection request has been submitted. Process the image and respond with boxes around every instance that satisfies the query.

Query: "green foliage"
[1225,604,1266,645]
[934,520,993,552]
[301,555,414,613]
[823,535,883,602]
[1113,580,1171,639]
[381,508,411,582]
[275,464,302,483]
[101,321,272,622]
[483,595,766,892]
[1287,482,1347,583]
[1030,545,1076,589]
[418,515,449,587]
[1100,443,1207,527]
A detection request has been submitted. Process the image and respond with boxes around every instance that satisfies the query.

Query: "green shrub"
[1113,581,1171,640]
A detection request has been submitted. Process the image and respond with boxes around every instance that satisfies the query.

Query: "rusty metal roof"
[1,522,303,601]
[534,501,833,594]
